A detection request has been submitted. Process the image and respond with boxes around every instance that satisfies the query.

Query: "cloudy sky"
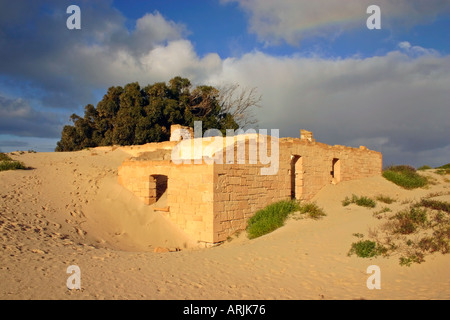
[0,0,449,167]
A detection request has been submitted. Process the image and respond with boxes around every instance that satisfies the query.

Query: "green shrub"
[385,165,417,173]
[0,153,27,172]
[375,195,396,204]
[247,200,300,239]
[348,240,387,258]
[417,165,432,171]
[355,196,376,208]
[342,196,353,206]
[392,207,428,234]
[298,202,326,219]
[0,153,12,161]
[382,165,428,189]
[0,161,26,171]
[417,236,450,254]
[416,199,450,213]
[373,207,392,218]
[399,253,425,267]
[436,168,450,175]
[342,194,376,208]
[436,163,450,170]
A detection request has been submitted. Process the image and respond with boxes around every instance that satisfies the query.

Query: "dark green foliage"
[56,77,240,151]
[382,165,428,189]
[417,165,432,171]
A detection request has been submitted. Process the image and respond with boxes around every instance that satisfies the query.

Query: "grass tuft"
[342,194,376,208]
[246,200,326,239]
[375,194,396,204]
[246,200,300,239]
[298,202,326,220]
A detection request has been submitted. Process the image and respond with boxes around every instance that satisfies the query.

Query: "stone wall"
[118,160,216,243]
[210,137,382,242]
[117,132,382,244]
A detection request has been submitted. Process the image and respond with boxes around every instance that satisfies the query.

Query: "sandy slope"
[0,149,449,300]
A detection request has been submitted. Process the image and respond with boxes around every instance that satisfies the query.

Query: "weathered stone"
[118,125,382,245]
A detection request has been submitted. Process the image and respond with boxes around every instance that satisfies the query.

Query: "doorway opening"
[149,174,168,205]
[290,155,303,200]
[331,158,341,183]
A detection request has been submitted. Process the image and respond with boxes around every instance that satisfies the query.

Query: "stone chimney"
[170,124,194,141]
[300,129,314,142]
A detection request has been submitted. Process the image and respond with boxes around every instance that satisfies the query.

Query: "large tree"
[55,77,259,152]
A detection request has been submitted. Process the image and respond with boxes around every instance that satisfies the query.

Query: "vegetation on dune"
[349,196,450,266]
[55,77,261,152]
[348,240,387,258]
[375,194,396,204]
[342,194,376,208]
[0,153,27,172]
[382,165,428,189]
[246,200,326,239]
[417,165,432,171]
[247,200,300,239]
[435,163,450,175]
[297,202,327,220]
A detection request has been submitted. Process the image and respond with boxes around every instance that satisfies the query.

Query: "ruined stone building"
[118,125,382,244]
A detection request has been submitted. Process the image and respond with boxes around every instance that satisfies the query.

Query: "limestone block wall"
[213,162,290,242]
[118,160,216,243]
[280,139,382,201]
[211,138,382,242]
[117,134,382,244]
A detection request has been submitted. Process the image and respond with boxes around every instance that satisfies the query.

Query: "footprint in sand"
[74,227,86,237]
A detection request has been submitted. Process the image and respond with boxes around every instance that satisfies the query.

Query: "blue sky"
[0,0,449,167]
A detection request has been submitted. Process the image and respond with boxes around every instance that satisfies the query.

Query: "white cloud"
[223,0,450,45]
[203,45,450,167]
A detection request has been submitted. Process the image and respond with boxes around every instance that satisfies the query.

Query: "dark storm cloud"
[0,95,62,138]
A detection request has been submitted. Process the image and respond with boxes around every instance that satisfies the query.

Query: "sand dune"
[1,149,449,299]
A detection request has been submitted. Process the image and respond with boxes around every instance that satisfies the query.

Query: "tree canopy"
[55,77,258,152]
